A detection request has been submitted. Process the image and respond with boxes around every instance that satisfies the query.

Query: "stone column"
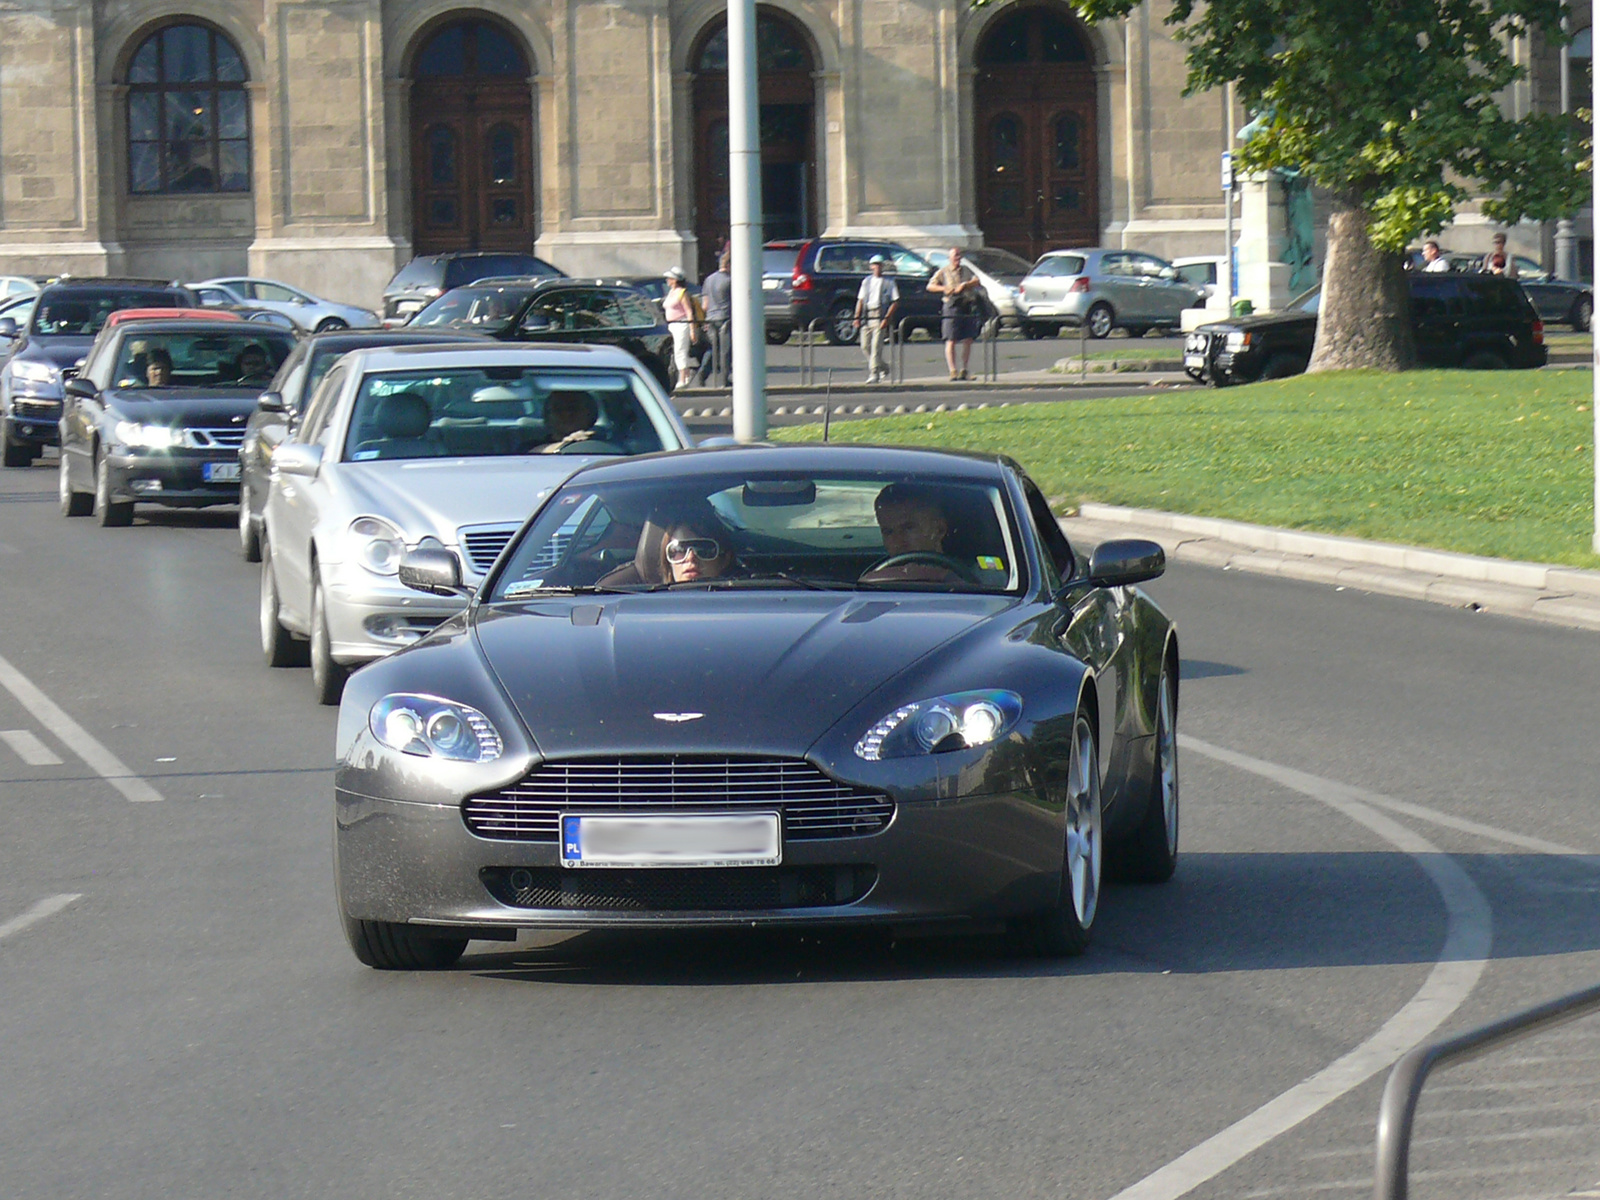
[1235,173,1292,312]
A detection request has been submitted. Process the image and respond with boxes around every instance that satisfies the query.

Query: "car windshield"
[31,290,183,337]
[1291,287,1321,313]
[763,248,799,276]
[411,286,536,334]
[342,367,674,462]
[490,472,1026,598]
[966,248,1034,280]
[1029,255,1086,278]
[113,330,293,389]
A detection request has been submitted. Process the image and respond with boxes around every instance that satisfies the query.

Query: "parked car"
[1,278,196,467]
[330,443,1180,968]
[381,253,565,326]
[0,275,40,299]
[921,247,1035,326]
[406,279,676,392]
[1419,252,1593,331]
[56,316,297,523]
[1018,248,1205,339]
[257,342,693,704]
[194,277,380,333]
[764,239,943,346]
[1183,273,1547,385]
[1171,255,1233,302]
[238,328,490,562]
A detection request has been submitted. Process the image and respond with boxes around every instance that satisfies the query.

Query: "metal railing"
[797,317,830,387]
[1373,980,1600,1200]
[887,315,1001,384]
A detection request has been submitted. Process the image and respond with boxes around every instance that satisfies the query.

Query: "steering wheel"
[860,552,978,584]
[558,438,624,455]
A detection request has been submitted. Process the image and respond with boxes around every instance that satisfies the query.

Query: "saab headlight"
[349,515,406,576]
[114,420,180,449]
[854,689,1022,761]
[11,359,59,387]
[370,694,503,762]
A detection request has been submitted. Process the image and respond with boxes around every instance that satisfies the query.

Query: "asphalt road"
[1,453,1598,1200]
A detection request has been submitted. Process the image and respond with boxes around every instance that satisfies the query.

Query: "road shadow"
[1182,659,1248,680]
[135,507,237,530]
[464,850,1600,987]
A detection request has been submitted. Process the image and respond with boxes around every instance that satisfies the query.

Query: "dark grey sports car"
[334,444,1180,968]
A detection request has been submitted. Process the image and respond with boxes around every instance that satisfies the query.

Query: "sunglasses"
[665,537,722,564]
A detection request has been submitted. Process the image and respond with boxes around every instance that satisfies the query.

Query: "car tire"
[310,569,349,706]
[2,427,33,468]
[766,327,790,346]
[1572,296,1593,333]
[93,452,133,527]
[1109,662,1179,884]
[260,539,309,668]
[59,452,91,517]
[1258,353,1305,380]
[824,300,857,347]
[342,913,467,970]
[315,318,349,333]
[238,481,261,562]
[1123,323,1150,339]
[1014,709,1101,957]
[1085,303,1114,340]
[1021,320,1047,340]
[1463,350,1507,370]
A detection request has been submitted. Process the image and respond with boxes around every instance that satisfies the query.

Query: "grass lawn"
[776,369,1600,568]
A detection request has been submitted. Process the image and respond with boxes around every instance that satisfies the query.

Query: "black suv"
[1184,274,1548,385]
[381,252,564,326]
[1,277,195,466]
[407,279,675,391]
[765,239,943,345]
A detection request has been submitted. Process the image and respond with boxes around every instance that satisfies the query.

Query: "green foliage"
[986,0,1591,251]
[778,371,1599,566]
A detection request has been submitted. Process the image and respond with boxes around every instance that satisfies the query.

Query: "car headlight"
[114,420,180,449]
[370,694,503,762]
[854,689,1023,761]
[11,359,59,387]
[1225,331,1252,351]
[349,515,406,576]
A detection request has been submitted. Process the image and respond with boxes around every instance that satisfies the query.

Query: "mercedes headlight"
[1224,331,1252,351]
[114,420,180,449]
[349,515,406,576]
[854,690,1023,761]
[370,694,503,762]
[12,359,60,387]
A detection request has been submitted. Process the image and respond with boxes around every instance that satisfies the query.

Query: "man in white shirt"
[854,255,900,383]
[1420,241,1451,273]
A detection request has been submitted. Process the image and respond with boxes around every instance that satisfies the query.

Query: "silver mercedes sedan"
[258,342,692,704]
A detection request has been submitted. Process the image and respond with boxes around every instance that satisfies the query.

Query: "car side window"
[814,245,852,273]
[298,365,346,444]
[616,292,659,328]
[890,249,932,279]
[277,360,309,413]
[1099,253,1130,277]
[1023,481,1074,588]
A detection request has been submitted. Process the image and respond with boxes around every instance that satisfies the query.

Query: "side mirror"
[0,317,16,338]
[1087,538,1166,588]
[63,377,98,400]
[520,315,553,333]
[257,391,288,414]
[399,547,469,597]
[272,442,323,478]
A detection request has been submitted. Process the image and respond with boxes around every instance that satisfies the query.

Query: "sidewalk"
[1062,503,1600,633]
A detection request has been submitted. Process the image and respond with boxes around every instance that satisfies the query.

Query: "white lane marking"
[0,652,162,802]
[0,728,63,766]
[1104,736,1493,1200]
[0,893,81,941]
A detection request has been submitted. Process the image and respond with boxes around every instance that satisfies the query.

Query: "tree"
[1028,0,1590,371]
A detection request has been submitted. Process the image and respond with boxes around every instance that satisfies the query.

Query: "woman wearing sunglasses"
[661,519,735,583]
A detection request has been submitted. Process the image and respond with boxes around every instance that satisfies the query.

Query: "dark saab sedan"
[334,444,1181,969]
[58,318,296,525]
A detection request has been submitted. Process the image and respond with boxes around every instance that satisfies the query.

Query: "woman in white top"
[661,267,701,389]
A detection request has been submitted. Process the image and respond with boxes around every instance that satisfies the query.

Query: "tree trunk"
[1307,193,1414,372]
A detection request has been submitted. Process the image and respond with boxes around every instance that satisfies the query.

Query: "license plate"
[1183,353,1206,369]
[204,461,241,482]
[560,812,781,869]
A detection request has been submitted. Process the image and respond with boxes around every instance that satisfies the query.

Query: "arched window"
[694,14,812,73]
[126,23,250,195]
[977,7,1089,66]
[415,20,527,78]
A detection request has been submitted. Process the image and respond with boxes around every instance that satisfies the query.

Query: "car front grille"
[459,524,521,573]
[480,864,877,911]
[12,398,60,417]
[463,756,895,843]
[184,427,245,449]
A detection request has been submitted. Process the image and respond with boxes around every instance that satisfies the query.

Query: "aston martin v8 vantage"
[333,444,1180,968]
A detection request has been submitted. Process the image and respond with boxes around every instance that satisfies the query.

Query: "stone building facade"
[0,0,1588,308]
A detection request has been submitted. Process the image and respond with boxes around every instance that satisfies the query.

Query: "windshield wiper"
[734,571,841,592]
[502,582,668,598]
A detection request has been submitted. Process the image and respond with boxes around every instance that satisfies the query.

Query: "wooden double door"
[974,70,1098,262]
[411,79,534,255]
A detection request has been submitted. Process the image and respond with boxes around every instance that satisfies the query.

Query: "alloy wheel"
[1064,715,1102,929]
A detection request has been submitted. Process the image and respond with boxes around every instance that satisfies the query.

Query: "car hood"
[14,336,91,370]
[1196,309,1316,335]
[472,592,1012,757]
[102,388,266,424]
[332,457,585,544]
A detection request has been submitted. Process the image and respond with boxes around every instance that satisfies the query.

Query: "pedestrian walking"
[662,267,702,389]
[1480,233,1519,278]
[854,254,900,383]
[694,252,733,387]
[928,247,982,381]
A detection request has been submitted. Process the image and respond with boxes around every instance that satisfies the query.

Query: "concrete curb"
[674,370,1186,400]
[1064,503,1600,633]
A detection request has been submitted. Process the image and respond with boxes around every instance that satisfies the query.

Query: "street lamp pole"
[1593,41,1599,553]
[728,0,767,442]
[1556,16,1577,280]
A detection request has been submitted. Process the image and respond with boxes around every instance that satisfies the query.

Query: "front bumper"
[105,450,241,507]
[322,567,467,666]
[335,785,1063,932]
[6,398,61,446]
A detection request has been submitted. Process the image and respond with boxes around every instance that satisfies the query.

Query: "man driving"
[539,390,599,453]
[236,344,273,384]
[862,482,964,583]
[144,347,174,388]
